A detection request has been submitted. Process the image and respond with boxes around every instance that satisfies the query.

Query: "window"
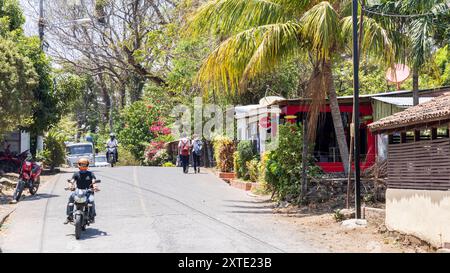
[67,145,93,155]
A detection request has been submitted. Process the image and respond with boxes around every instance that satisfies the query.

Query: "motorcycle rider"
[106,133,119,162]
[64,158,99,224]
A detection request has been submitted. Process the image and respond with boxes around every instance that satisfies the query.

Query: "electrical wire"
[359,0,450,19]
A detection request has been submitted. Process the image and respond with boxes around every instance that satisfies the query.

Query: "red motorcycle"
[12,156,42,202]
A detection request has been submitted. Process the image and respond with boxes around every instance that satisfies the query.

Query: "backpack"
[193,140,203,155]
[181,140,190,156]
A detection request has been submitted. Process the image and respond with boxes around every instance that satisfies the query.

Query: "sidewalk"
[0,172,61,230]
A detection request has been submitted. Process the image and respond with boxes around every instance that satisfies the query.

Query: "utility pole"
[38,0,45,49]
[299,114,308,203]
[352,0,362,219]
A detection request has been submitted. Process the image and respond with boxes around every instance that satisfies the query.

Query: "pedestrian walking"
[192,134,203,173]
[178,134,191,173]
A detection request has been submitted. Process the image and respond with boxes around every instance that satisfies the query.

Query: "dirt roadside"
[208,168,435,253]
[270,202,435,253]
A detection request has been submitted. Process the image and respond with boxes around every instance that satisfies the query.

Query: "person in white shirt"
[106,133,119,161]
[178,134,191,173]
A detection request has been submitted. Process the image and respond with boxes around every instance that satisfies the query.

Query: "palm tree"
[367,0,450,105]
[188,0,393,175]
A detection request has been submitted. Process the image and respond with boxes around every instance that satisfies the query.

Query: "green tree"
[55,74,101,139]
[0,38,38,135]
[116,100,169,161]
[19,37,58,139]
[0,0,25,35]
[188,0,394,175]
[368,0,450,104]
[334,58,390,96]
[435,45,450,86]
[0,1,73,153]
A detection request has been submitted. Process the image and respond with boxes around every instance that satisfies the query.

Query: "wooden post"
[431,128,438,140]
[400,132,407,143]
[299,115,308,203]
[414,130,420,142]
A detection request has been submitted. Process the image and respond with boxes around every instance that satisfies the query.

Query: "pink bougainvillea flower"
[162,127,171,135]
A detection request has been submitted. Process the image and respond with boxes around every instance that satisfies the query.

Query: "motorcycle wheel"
[75,214,82,239]
[29,178,40,195]
[13,181,24,201]
[109,154,115,167]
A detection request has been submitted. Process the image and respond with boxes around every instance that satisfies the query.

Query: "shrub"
[143,141,168,166]
[264,123,321,200]
[235,140,257,179]
[162,162,175,167]
[233,151,240,176]
[258,151,270,183]
[116,146,140,166]
[42,131,66,171]
[212,135,235,172]
[246,159,259,182]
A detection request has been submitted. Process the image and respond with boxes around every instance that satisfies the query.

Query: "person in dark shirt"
[64,158,99,224]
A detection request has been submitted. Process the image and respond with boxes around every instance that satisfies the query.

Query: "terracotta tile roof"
[369,92,450,133]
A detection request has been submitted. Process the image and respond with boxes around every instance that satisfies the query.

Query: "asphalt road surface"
[0,167,324,253]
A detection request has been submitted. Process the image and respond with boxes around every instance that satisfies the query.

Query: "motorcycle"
[12,152,42,202]
[106,146,117,167]
[65,179,101,240]
[0,150,30,174]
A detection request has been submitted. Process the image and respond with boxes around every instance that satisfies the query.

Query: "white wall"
[386,188,450,248]
[20,131,30,152]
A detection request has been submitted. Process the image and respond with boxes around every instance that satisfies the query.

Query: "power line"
[360,0,450,19]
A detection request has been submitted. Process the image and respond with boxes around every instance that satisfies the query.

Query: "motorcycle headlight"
[74,190,87,203]
[74,196,87,203]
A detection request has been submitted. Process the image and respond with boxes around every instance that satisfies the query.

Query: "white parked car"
[94,154,110,167]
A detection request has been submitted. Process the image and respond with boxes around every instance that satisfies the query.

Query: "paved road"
[0,167,324,253]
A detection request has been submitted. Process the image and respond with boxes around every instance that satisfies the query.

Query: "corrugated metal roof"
[372,97,433,107]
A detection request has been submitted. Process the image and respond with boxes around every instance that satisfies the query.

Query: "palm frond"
[341,15,395,65]
[276,0,320,16]
[299,1,340,61]
[186,0,289,37]
[195,26,270,94]
[410,17,434,69]
[195,22,303,95]
[241,21,303,85]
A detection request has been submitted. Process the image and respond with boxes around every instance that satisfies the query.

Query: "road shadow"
[67,228,109,240]
[224,204,275,209]
[81,228,109,240]
[226,210,274,214]
[42,168,74,175]
[1,193,59,204]
[20,193,59,202]
[223,199,273,204]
